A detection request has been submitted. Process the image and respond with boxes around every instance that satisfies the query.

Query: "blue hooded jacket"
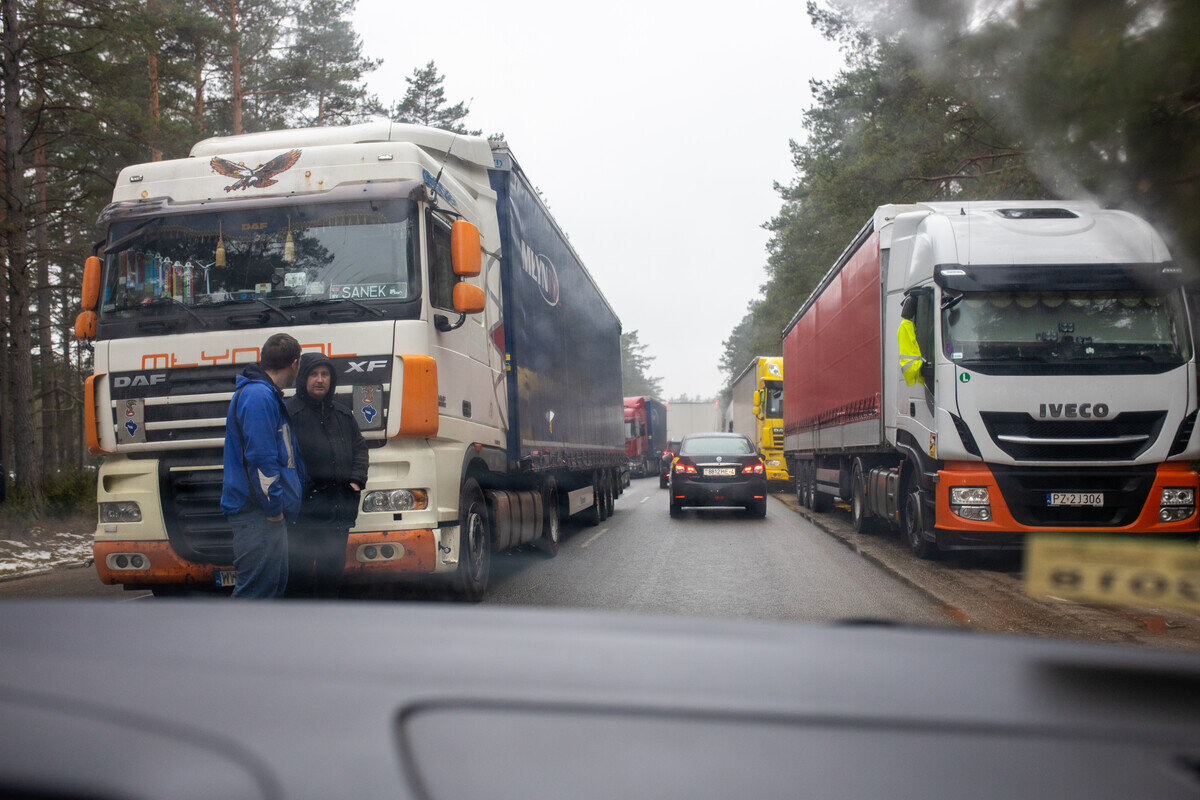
[220,364,305,519]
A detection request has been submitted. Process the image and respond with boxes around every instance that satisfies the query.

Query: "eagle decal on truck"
[210,149,301,192]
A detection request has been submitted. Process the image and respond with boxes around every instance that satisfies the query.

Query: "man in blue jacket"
[221,333,305,598]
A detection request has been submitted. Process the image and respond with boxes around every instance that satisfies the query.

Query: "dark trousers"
[287,520,350,599]
[229,506,288,599]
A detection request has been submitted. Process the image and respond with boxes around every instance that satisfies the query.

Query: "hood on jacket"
[295,352,338,406]
[235,363,278,394]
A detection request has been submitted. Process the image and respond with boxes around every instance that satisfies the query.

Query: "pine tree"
[621,330,663,398]
[390,60,480,134]
[273,0,380,126]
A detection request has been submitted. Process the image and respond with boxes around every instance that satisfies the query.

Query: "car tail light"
[745,461,765,474]
[673,459,696,474]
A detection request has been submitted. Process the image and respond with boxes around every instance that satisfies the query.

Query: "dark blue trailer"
[488,150,625,475]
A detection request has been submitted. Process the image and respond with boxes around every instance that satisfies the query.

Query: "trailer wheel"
[902,472,937,560]
[581,473,603,526]
[810,466,833,513]
[851,461,878,535]
[796,466,810,509]
[603,470,616,518]
[453,478,492,601]
[535,478,560,557]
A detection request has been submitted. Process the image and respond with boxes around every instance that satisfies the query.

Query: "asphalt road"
[4,478,1199,653]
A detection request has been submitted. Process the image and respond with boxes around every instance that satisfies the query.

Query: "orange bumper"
[94,529,439,587]
[935,461,1200,536]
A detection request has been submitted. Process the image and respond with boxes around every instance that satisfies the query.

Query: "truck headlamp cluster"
[104,552,149,571]
[1159,487,1195,522]
[362,489,428,513]
[99,502,142,523]
[949,487,991,522]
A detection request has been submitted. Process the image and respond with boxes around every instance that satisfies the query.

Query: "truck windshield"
[763,381,784,417]
[942,290,1192,367]
[100,199,418,320]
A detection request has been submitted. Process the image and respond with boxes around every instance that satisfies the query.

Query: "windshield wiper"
[251,297,294,323]
[139,296,209,329]
[290,296,386,318]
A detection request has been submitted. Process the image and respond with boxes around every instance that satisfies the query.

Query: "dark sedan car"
[669,433,768,518]
[659,439,682,488]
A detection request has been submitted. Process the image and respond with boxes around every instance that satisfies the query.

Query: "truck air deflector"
[934,262,1184,292]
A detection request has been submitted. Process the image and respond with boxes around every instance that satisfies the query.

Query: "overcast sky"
[354,0,846,399]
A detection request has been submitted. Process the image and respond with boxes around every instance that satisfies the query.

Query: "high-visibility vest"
[898,318,925,386]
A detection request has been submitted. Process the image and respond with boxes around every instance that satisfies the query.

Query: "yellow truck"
[728,357,789,484]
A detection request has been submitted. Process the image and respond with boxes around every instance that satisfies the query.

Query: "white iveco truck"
[782,201,1199,557]
[77,122,625,599]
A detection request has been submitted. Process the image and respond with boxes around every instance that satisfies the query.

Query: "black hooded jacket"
[286,353,369,525]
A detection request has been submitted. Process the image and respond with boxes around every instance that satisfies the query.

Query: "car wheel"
[902,471,937,560]
[851,462,878,535]
[669,497,683,518]
[535,478,560,557]
[452,478,492,601]
[659,473,668,489]
[749,499,767,518]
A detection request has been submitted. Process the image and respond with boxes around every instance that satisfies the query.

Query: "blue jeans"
[228,506,289,598]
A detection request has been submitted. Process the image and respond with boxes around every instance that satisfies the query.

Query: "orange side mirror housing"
[452,282,485,314]
[450,220,481,277]
[81,256,102,310]
[74,310,97,340]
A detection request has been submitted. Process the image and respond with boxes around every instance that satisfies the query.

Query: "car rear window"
[680,437,753,456]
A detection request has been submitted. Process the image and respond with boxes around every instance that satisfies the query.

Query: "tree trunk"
[194,44,205,132]
[0,78,8,504]
[2,0,44,515]
[229,0,242,134]
[146,0,161,160]
[34,84,57,477]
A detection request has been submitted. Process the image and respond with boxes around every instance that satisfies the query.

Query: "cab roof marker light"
[940,268,967,277]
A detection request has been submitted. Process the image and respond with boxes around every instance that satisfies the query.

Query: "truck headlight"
[950,487,989,505]
[362,489,428,513]
[1159,487,1194,506]
[99,501,142,523]
[955,505,992,521]
[767,460,781,467]
[1159,487,1195,522]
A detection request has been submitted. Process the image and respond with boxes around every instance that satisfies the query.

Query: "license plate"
[214,569,237,587]
[1047,492,1103,507]
[704,467,736,477]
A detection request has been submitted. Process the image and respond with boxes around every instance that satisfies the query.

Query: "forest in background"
[720,0,1200,387]
[0,0,476,516]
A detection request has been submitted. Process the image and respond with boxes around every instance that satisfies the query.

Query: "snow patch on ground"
[0,529,93,576]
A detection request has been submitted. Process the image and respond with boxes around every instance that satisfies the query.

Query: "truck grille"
[158,454,233,566]
[990,465,1156,527]
[772,428,784,449]
[979,411,1166,461]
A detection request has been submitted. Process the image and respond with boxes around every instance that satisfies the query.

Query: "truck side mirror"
[81,255,102,310]
[450,220,481,277]
[752,390,761,414]
[452,282,485,314]
[74,310,97,340]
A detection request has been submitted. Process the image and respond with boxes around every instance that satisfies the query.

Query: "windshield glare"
[942,290,1192,364]
[100,199,418,318]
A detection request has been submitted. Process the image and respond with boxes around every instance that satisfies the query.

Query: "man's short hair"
[260,333,301,371]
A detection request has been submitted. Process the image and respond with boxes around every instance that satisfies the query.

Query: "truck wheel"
[851,462,878,535]
[596,471,610,521]
[453,478,492,601]
[581,474,603,526]
[810,467,832,513]
[796,467,810,509]
[535,478,561,557]
[902,473,937,560]
[601,470,615,519]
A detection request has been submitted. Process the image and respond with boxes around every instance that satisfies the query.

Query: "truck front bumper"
[934,461,1200,546]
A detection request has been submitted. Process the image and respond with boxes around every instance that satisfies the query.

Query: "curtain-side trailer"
[782,201,1199,557]
[78,122,624,600]
[728,357,789,484]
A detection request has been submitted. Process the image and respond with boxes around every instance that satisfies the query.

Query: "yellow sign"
[1025,535,1200,614]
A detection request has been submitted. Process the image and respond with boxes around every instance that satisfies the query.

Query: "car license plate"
[704,467,736,477]
[214,569,237,587]
[1046,492,1103,507]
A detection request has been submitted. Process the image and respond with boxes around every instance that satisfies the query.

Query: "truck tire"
[535,478,561,557]
[796,466,810,509]
[851,461,879,535]
[602,470,615,519]
[902,471,938,560]
[597,471,610,521]
[581,474,603,526]
[453,478,492,601]
[810,467,833,513]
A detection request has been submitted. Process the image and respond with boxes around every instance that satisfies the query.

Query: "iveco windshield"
[100,199,418,321]
[942,290,1192,367]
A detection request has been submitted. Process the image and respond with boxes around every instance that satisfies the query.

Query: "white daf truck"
[76,122,626,599]
[782,201,1199,557]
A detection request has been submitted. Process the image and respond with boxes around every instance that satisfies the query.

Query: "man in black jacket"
[286,353,369,598]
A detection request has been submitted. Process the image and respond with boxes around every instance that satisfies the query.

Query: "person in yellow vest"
[898,294,928,386]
